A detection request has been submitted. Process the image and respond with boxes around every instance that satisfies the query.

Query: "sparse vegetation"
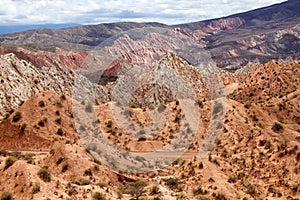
[31,182,40,194]
[62,163,69,172]
[84,168,93,176]
[73,177,90,186]
[38,100,45,107]
[57,128,64,136]
[38,117,47,127]
[150,185,160,195]
[215,193,226,200]
[55,117,62,124]
[37,166,51,182]
[12,112,22,122]
[0,192,12,200]
[4,156,17,170]
[272,122,283,132]
[244,102,251,109]
[92,192,106,200]
[121,180,147,199]
[20,123,27,133]
[165,178,180,191]
[56,156,64,165]
[106,120,113,128]
[60,94,66,100]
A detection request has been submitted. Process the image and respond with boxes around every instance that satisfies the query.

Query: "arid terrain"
[0,1,300,200]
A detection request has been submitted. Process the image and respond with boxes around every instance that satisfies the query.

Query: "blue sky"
[0,0,286,25]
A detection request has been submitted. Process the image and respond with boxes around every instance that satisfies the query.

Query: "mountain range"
[0,0,299,69]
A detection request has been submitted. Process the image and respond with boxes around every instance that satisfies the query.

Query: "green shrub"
[92,192,106,200]
[121,180,147,199]
[37,166,51,182]
[244,102,251,109]
[150,185,160,195]
[106,120,113,128]
[73,178,90,186]
[12,112,22,122]
[4,156,17,170]
[31,182,40,194]
[0,192,12,200]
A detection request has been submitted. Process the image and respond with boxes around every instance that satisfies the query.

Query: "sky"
[0,0,287,26]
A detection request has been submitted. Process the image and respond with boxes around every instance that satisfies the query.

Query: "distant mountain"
[0,22,168,50]
[0,23,79,34]
[0,0,299,69]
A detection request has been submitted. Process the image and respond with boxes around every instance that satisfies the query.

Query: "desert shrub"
[57,128,63,136]
[37,166,51,182]
[38,117,47,127]
[130,102,138,108]
[73,178,90,186]
[4,156,17,170]
[296,152,300,162]
[38,100,45,107]
[150,185,160,195]
[92,192,106,200]
[244,102,251,109]
[227,176,237,183]
[215,193,226,200]
[165,178,179,190]
[121,180,147,199]
[0,192,12,200]
[62,163,69,172]
[106,120,113,128]
[12,112,22,122]
[20,123,27,133]
[84,168,93,176]
[55,117,62,124]
[49,149,55,155]
[31,182,40,194]
[55,110,60,116]
[60,94,66,100]
[56,101,63,108]
[193,185,206,195]
[56,156,64,165]
[272,122,283,132]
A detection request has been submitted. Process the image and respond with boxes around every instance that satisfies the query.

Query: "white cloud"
[0,0,286,25]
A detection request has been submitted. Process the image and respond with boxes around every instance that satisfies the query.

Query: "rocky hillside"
[0,53,299,199]
[0,53,109,123]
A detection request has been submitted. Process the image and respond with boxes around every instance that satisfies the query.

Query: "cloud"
[0,0,286,25]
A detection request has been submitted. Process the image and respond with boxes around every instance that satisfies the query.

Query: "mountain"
[0,1,299,69]
[0,23,79,34]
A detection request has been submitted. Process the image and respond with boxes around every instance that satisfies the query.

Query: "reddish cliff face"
[0,47,88,69]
